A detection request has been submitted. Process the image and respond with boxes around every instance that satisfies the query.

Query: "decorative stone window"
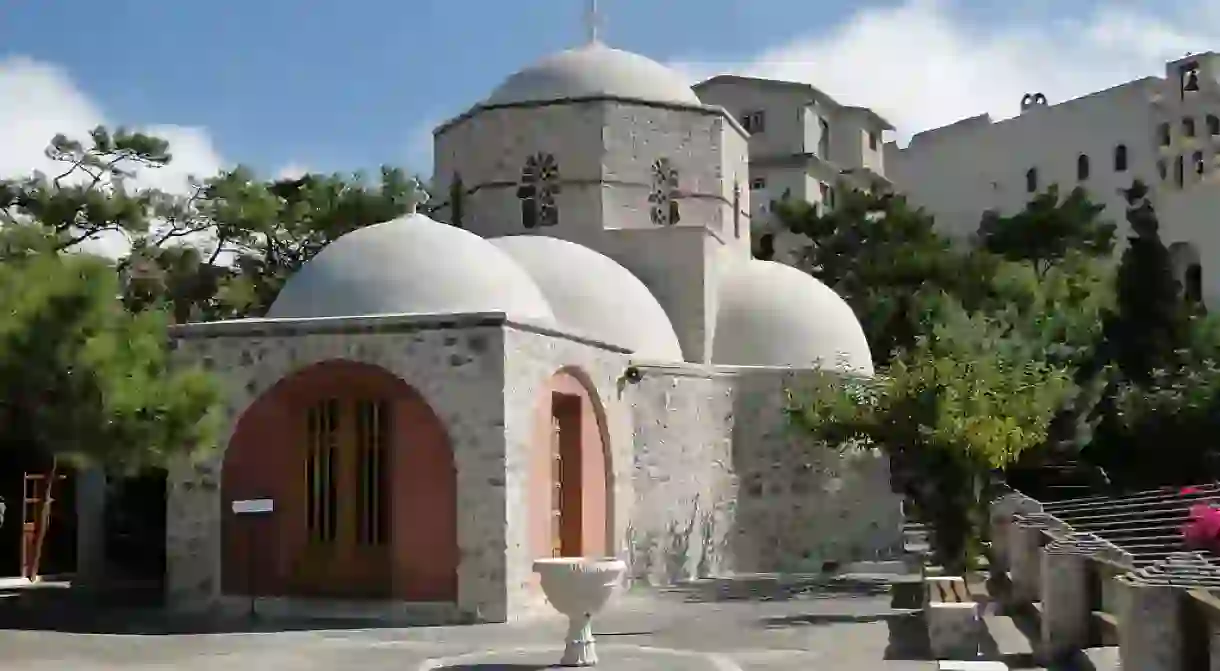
[648,158,681,226]
[449,173,465,228]
[517,152,561,229]
[1077,154,1090,181]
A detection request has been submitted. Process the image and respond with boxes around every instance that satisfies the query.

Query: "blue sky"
[0,0,1205,181]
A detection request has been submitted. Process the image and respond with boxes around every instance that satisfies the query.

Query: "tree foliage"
[977,185,1116,276]
[0,250,218,469]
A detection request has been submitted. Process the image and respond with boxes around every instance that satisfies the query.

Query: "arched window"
[1194,150,1206,176]
[1025,167,1038,193]
[1076,154,1090,181]
[648,158,681,226]
[1186,263,1204,304]
[517,153,561,229]
[1114,144,1129,172]
[1209,114,1220,136]
[755,233,776,261]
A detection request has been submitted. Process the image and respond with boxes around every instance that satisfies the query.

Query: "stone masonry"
[166,313,902,623]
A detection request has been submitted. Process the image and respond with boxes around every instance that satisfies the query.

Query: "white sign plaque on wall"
[231,498,274,515]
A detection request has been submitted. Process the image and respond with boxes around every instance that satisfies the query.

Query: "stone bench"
[924,576,982,659]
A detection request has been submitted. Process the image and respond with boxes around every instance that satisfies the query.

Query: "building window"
[742,110,766,133]
[868,131,879,150]
[750,177,766,190]
[648,158,681,226]
[1158,122,1172,146]
[1175,155,1185,187]
[732,181,742,238]
[819,182,835,209]
[818,118,831,157]
[1184,116,1197,137]
[1114,144,1129,172]
[1025,167,1038,193]
[755,233,776,261]
[1209,114,1220,136]
[1076,154,1090,181]
[517,152,561,229]
[1194,150,1206,176]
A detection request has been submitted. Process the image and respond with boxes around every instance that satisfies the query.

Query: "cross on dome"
[584,0,603,44]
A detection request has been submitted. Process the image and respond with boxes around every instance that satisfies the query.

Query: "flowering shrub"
[1182,503,1220,552]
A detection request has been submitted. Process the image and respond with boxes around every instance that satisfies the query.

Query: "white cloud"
[0,56,226,257]
[670,0,1220,145]
[274,163,310,180]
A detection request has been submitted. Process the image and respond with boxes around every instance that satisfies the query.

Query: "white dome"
[713,260,874,375]
[486,42,701,107]
[489,235,683,361]
[267,213,556,324]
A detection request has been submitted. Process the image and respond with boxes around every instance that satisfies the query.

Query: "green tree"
[1100,180,1191,384]
[790,301,1073,570]
[0,250,219,470]
[977,185,1116,277]
[0,127,421,322]
[777,190,998,364]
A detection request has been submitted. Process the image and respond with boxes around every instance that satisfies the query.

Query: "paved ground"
[0,575,940,670]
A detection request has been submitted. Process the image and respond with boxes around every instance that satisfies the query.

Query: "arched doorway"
[1169,242,1204,305]
[529,369,611,561]
[222,360,457,601]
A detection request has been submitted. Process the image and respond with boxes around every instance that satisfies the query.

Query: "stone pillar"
[1009,512,1059,605]
[989,492,1040,575]
[1040,534,1098,661]
[73,466,108,588]
[1118,575,1182,671]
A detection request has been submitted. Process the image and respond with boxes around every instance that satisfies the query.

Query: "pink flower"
[1183,504,1220,551]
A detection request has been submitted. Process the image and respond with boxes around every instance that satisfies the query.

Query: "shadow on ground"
[0,587,417,635]
[665,575,891,603]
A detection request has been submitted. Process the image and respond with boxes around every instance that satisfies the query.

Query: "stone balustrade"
[988,488,1220,669]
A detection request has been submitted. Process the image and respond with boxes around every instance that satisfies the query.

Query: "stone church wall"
[625,365,904,584]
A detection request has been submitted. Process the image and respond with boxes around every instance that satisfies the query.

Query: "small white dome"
[713,260,874,375]
[486,42,701,107]
[267,213,556,324]
[489,235,683,361]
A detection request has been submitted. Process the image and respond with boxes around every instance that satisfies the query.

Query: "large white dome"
[713,260,874,375]
[266,213,556,324]
[489,235,683,361]
[485,42,701,107]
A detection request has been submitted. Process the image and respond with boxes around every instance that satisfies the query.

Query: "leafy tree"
[777,190,998,364]
[0,128,422,322]
[1100,180,1191,384]
[977,185,1116,277]
[0,250,219,470]
[790,301,1073,570]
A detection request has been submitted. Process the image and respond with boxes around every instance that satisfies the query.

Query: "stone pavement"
[0,576,946,670]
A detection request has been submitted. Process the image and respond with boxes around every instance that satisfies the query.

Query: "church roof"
[489,235,683,362]
[265,213,556,325]
[712,260,874,375]
[485,42,701,107]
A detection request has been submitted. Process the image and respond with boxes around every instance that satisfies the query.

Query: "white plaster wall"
[164,319,511,621]
[694,79,815,158]
[888,81,1161,241]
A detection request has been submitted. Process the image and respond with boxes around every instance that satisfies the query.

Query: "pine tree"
[1101,180,1191,384]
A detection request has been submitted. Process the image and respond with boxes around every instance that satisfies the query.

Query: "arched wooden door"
[289,396,392,598]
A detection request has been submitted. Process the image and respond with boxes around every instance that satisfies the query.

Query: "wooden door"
[293,397,391,597]
[551,393,583,557]
[20,471,65,580]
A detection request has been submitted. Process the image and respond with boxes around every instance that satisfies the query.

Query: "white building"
[887,53,1220,304]
[693,76,894,261]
